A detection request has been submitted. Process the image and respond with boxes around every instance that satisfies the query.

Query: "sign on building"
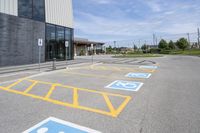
[65,41,69,47]
[38,39,43,47]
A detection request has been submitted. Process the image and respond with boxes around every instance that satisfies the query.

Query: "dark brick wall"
[0,13,45,67]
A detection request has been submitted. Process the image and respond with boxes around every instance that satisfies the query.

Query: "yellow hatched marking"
[102,94,116,114]
[0,79,131,117]
[73,88,79,106]
[6,79,23,89]
[24,81,38,93]
[115,96,132,116]
[45,84,57,99]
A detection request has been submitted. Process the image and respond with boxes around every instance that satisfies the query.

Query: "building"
[0,0,74,67]
[74,38,105,56]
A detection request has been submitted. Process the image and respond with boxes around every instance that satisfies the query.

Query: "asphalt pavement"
[0,55,200,133]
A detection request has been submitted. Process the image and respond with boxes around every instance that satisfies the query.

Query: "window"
[33,0,45,21]
[46,24,56,60]
[18,0,45,22]
[56,26,65,59]
[45,24,73,61]
[65,28,73,59]
[18,0,32,19]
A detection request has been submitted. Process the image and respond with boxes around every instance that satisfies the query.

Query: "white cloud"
[145,1,162,12]
[74,0,200,42]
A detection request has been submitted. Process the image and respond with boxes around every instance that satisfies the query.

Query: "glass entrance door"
[45,24,73,61]
[55,26,65,60]
[46,24,56,61]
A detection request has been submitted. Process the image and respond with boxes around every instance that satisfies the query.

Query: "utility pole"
[198,28,200,48]
[153,33,156,46]
[187,33,190,46]
[139,40,141,47]
[145,40,147,53]
[114,41,116,56]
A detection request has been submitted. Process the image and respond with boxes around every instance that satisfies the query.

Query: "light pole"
[65,41,69,69]
[91,44,94,64]
[38,38,43,72]
[114,41,116,56]
[198,28,200,48]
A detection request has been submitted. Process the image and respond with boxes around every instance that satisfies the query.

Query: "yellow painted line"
[76,105,114,117]
[45,84,57,99]
[0,79,132,117]
[86,66,155,73]
[25,79,130,98]
[0,86,76,108]
[24,81,38,93]
[63,71,144,81]
[115,96,132,116]
[6,79,23,89]
[73,88,79,106]
[102,94,116,115]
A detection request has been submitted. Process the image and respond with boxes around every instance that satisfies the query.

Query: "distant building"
[74,38,105,56]
[191,42,200,48]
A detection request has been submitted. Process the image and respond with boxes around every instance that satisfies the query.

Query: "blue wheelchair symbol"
[23,117,101,133]
[106,80,143,91]
[139,66,158,69]
[126,73,151,78]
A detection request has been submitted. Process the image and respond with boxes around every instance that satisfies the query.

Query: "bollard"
[53,58,56,70]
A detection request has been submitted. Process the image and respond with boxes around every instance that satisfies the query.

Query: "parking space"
[1,55,200,133]
[0,59,159,132]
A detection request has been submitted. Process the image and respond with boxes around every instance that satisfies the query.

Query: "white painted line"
[23,117,101,133]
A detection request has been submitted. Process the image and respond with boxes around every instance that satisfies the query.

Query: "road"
[0,55,200,133]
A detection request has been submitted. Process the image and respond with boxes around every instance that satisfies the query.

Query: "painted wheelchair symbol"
[106,80,143,91]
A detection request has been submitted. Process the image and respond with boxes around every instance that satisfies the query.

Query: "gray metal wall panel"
[0,0,18,16]
[45,0,73,28]
[0,13,45,67]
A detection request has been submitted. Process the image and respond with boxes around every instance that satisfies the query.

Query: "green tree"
[141,44,148,53]
[168,40,175,49]
[176,38,189,50]
[158,39,168,49]
[106,45,113,53]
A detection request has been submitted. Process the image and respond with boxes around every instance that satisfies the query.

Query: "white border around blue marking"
[125,73,151,79]
[23,117,101,133]
[139,65,158,69]
[105,80,144,91]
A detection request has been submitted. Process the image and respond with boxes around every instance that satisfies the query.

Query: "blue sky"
[73,0,200,44]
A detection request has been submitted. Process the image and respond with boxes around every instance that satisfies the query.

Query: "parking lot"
[0,55,200,133]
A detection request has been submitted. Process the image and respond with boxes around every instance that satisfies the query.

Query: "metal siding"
[45,0,73,28]
[0,0,17,16]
